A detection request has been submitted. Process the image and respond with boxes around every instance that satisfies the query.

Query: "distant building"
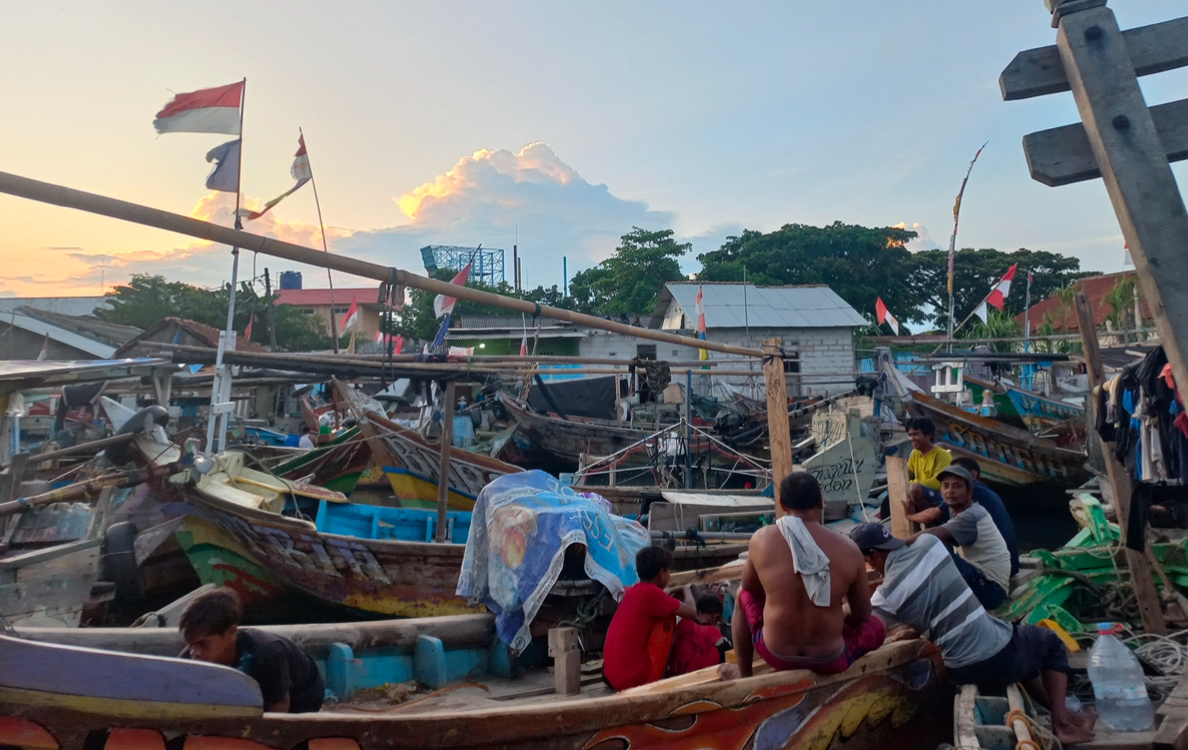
[1015,271,1150,332]
[274,287,390,339]
[0,306,141,361]
[113,317,268,358]
[445,282,866,395]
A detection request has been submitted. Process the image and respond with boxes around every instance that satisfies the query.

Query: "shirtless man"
[733,472,885,676]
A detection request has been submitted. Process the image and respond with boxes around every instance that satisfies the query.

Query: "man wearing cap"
[849,523,1095,746]
[915,464,1011,610]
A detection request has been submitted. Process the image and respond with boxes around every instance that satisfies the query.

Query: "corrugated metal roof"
[649,283,866,330]
[453,316,572,329]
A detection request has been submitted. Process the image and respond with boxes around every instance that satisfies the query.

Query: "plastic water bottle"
[1088,622,1154,731]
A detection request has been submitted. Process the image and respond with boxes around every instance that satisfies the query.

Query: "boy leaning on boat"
[904,417,955,526]
[850,522,1096,746]
[178,587,325,713]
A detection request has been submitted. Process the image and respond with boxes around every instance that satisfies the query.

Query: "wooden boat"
[271,426,373,495]
[964,375,1026,426]
[0,615,947,750]
[173,451,478,619]
[499,392,662,468]
[901,390,1090,488]
[348,398,521,512]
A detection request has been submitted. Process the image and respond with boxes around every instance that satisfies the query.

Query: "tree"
[960,309,1023,353]
[696,222,922,324]
[906,248,1091,330]
[568,227,689,314]
[96,274,332,351]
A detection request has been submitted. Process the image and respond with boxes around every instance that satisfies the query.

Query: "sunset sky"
[2,1,1186,300]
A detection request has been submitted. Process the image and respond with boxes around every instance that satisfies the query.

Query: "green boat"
[271,426,371,495]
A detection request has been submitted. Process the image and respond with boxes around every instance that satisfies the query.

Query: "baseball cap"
[849,522,907,554]
[936,465,974,485]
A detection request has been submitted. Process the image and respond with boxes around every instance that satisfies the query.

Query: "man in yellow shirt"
[904,417,952,525]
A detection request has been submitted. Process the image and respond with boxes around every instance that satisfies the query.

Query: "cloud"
[339,143,676,287]
[893,221,940,253]
[44,246,83,251]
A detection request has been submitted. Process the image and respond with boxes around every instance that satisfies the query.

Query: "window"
[302,308,315,315]
[333,307,349,314]
[636,344,657,360]
[784,352,801,375]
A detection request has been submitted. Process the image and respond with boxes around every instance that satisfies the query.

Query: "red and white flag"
[434,261,473,319]
[36,334,49,361]
[875,297,900,335]
[241,133,313,221]
[153,81,244,135]
[974,265,1017,323]
[520,330,529,356]
[695,285,708,360]
[244,313,254,340]
[340,299,359,331]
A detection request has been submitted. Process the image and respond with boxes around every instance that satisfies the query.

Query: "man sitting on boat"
[850,523,1095,745]
[905,417,953,526]
[950,457,1020,577]
[732,472,885,676]
[179,587,325,713]
[670,590,730,676]
[911,465,1011,610]
[603,546,706,690]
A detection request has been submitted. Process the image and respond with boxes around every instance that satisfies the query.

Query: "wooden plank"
[762,338,793,518]
[0,538,101,571]
[1054,5,1188,436]
[1001,16,1188,100]
[1024,98,1188,186]
[15,545,99,584]
[435,381,456,544]
[886,455,913,539]
[1076,293,1166,635]
[953,685,982,750]
[547,627,581,696]
[1156,658,1188,748]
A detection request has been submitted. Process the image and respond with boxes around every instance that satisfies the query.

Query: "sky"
[1,1,1186,302]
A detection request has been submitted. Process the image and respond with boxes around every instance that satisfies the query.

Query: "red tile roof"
[1014,271,1151,332]
[275,288,383,307]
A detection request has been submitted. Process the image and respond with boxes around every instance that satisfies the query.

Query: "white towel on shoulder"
[775,515,832,607]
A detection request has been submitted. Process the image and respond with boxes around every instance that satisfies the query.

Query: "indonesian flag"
[241,133,312,221]
[244,312,254,340]
[37,334,48,361]
[520,329,529,356]
[696,285,708,360]
[974,265,1017,323]
[875,297,900,335]
[153,81,244,135]
[341,299,359,331]
[434,261,473,319]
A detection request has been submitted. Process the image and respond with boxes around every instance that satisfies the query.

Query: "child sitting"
[671,592,731,676]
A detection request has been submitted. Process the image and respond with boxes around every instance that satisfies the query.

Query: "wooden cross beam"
[1003,0,1188,431]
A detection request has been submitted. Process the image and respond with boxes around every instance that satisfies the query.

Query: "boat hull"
[274,427,371,496]
[178,488,478,619]
[500,393,659,467]
[0,637,946,750]
[902,391,1089,488]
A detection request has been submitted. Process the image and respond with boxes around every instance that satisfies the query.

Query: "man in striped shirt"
[849,523,1095,745]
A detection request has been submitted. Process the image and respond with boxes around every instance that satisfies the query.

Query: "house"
[0,307,141,361]
[444,282,866,395]
[1015,271,1150,333]
[113,318,268,358]
[274,287,390,339]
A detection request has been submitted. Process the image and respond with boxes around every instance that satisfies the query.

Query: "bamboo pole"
[0,171,761,358]
[435,382,456,544]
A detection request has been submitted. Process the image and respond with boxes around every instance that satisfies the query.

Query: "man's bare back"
[743,520,871,659]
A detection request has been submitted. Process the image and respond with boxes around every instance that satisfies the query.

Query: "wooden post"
[1076,292,1166,634]
[548,627,581,695]
[885,455,914,539]
[763,338,793,517]
[434,381,456,544]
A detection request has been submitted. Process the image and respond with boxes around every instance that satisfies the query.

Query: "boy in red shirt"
[671,593,729,676]
[602,546,701,691]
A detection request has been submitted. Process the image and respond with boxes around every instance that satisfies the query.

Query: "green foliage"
[1102,276,1138,332]
[568,227,689,314]
[95,273,332,351]
[959,309,1022,353]
[907,248,1090,329]
[696,222,921,324]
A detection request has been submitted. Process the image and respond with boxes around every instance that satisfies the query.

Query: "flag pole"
[945,142,988,353]
[205,77,247,459]
[301,129,341,355]
[1023,270,1032,353]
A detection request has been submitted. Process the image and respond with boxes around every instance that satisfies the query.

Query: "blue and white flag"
[204,139,241,193]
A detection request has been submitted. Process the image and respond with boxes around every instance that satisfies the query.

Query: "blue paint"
[326,642,355,701]
[415,634,448,689]
[315,500,472,544]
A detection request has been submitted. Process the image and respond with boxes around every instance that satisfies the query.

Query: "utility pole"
[263,267,278,352]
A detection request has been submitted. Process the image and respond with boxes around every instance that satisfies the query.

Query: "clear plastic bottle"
[1087,622,1154,731]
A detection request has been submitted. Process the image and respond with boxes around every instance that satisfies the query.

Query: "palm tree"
[961,309,1023,353]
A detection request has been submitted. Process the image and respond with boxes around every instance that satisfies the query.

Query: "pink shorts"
[739,589,886,674]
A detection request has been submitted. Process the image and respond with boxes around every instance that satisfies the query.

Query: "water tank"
[278,271,303,290]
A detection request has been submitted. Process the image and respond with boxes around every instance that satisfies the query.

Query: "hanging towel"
[775,515,832,607]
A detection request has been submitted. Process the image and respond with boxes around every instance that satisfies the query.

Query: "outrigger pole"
[0,170,764,359]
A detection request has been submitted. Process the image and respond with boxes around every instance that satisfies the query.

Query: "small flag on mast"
[875,297,900,335]
[241,133,312,221]
[244,312,254,340]
[695,285,708,361]
[154,81,244,135]
[37,334,49,361]
[204,139,241,192]
[341,299,359,331]
[434,261,473,319]
[974,265,1017,323]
